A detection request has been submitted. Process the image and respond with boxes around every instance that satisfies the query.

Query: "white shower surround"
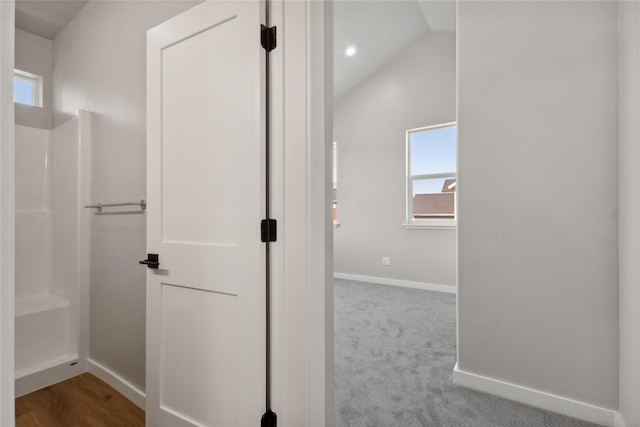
[14,110,90,396]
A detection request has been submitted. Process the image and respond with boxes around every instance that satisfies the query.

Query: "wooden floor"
[15,373,145,427]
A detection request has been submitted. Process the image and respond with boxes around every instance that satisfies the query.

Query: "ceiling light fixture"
[345,46,357,57]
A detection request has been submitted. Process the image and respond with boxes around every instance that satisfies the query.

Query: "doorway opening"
[331,2,458,425]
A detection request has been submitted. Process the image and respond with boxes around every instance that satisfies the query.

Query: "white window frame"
[404,122,457,230]
[13,69,43,108]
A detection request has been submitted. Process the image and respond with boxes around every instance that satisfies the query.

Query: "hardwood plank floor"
[15,373,145,427]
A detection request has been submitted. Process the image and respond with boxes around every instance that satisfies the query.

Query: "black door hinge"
[261,409,277,427]
[261,25,277,52]
[261,219,277,243]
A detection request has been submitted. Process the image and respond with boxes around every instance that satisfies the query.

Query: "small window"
[333,142,338,225]
[14,69,43,107]
[406,123,457,228]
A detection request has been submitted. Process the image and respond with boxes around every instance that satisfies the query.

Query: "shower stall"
[14,111,91,396]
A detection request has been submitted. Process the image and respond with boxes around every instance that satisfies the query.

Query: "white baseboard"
[453,363,617,427]
[88,358,145,410]
[334,272,456,294]
[614,413,627,427]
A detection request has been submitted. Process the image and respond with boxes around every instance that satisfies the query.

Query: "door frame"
[0,1,15,426]
[271,0,334,425]
[0,0,333,425]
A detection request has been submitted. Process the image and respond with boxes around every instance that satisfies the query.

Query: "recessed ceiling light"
[345,46,357,57]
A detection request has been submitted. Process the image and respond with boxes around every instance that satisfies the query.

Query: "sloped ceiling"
[334,0,455,100]
[16,0,88,40]
[15,0,455,96]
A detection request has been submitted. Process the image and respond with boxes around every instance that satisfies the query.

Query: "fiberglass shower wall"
[14,111,91,396]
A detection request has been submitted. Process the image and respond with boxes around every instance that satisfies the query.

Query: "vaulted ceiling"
[16,0,88,40]
[14,0,455,99]
[334,0,456,99]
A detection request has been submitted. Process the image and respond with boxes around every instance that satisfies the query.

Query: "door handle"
[139,253,159,269]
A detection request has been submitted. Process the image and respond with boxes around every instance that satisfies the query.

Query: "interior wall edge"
[617,1,640,427]
[0,1,16,424]
[614,413,628,427]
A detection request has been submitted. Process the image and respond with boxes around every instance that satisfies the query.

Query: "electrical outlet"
[382,257,390,266]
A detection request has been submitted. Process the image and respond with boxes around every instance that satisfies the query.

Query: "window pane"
[411,177,455,219]
[14,78,35,105]
[333,143,337,188]
[333,143,338,222]
[412,176,456,196]
[410,126,456,176]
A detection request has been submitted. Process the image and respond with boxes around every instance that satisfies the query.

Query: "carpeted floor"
[334,278,604,427]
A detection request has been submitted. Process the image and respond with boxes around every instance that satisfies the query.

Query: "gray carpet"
[334,278,604,427]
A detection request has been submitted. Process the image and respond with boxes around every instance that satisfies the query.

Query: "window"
[14,69,43,107]
[333,142,339,225]
[406,123,457,228]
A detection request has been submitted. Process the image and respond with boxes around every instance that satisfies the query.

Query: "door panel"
[147,2,265,426]
[162,16,249,247]
[160,285,239,426]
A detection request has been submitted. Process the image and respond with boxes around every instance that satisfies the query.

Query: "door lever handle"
[139,253,159,269]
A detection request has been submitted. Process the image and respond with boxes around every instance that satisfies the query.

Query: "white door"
[146,2,265,426]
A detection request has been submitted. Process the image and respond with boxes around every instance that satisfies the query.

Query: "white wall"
[618,2,640,426]
[457,0,618,411]
[15,29,52,130]
[333,33,456,287]
[53,0,198,392]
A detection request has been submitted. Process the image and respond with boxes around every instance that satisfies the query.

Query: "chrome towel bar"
[84,200,146,214]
